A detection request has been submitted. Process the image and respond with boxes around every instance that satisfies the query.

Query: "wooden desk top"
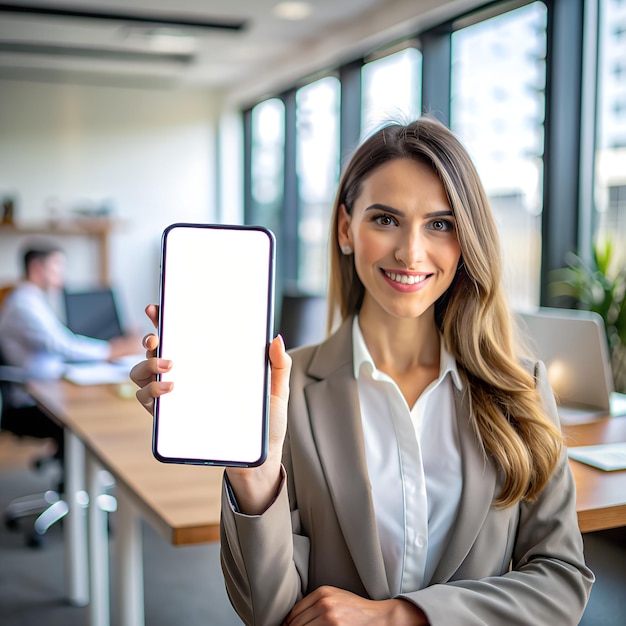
[28,381,626,539]
[562,416,626,533]
[28,380,224,546]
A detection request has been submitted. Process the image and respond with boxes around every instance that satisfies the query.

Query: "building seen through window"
[361,47,422,140]
[244,0,612,312]
[250,98,285,239]
[451,1,547,311]
[295,76,340,295]
[595,0,626,265]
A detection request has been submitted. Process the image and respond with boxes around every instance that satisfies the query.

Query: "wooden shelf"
[0,219,125,284]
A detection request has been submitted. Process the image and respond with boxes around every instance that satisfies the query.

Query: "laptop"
[63,287,124,341]
[515,307,624,424]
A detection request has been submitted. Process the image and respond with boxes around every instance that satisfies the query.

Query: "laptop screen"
[515,308,613,414]
[63,288,123,341]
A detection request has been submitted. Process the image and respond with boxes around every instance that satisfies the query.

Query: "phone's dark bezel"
[152,222,275,468]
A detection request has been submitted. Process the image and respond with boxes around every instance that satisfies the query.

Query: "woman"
[132,117,593,625]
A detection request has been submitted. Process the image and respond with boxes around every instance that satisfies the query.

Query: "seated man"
[0,244,138,463]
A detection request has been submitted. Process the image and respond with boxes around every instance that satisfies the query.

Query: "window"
[295,76,341,294]
[361,47,422,139]
[241,0,594,311]
[249,99,285,236]
[595,0,626,263]
[451,2,547,310]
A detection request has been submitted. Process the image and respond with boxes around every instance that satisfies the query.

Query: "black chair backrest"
[278,294,327,350]
[0,344,26,422]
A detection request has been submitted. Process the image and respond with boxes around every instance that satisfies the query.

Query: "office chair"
[278,293,327,350]
[0,354,69,547]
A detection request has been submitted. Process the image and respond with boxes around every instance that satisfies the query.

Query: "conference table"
[28,378,224,626]
[562,416,626,533]
[27,379,626,626]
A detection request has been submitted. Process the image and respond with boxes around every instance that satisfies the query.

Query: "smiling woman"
[133,116,594,626]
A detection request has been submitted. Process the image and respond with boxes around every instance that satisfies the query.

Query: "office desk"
[28,379,224,626]
[28,381,626,624]
[562,416,626,534]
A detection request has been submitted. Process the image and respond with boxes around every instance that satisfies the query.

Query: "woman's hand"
[225,333,292,515]
[284,586,429,626]
[130,304,173,413]
[129,303,292,515]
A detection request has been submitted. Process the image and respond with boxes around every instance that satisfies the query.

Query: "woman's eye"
[375,214,396,226]
[430,219,453,231]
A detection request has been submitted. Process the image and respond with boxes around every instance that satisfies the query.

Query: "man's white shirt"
[0,282,110,403]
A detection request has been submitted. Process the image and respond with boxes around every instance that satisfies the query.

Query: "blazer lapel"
[429,385,498,583]
[305,319,390,600]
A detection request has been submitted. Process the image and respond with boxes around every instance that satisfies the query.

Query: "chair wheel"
[4,513,18,531]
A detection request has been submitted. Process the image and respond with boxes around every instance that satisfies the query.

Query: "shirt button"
[416,535,426,548]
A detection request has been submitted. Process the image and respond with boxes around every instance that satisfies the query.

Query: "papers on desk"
[64,354,145,385]
[568,442,626,472]
[64,360,132,385]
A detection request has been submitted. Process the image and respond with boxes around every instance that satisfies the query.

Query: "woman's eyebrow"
[364,204,455,219]
[425,210,455,218]
[364,203,404,216]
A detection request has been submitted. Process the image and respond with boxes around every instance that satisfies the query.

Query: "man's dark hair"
[22,244,63,276]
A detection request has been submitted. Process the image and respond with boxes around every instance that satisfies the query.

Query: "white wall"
[0,79,224,334]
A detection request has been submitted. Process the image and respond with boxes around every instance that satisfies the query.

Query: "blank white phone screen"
[154,224,274,466]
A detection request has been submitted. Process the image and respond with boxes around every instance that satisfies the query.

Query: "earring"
[341,245,353,255]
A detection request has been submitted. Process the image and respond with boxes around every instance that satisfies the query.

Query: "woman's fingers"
[269,334,292,403]
[135,380,173,413]
[129,304,170,415]
[142,305,160,358]
[145,304,159,329]
[129,356,171,385]
[265,335,292,455]
[142,332,159,357]
[130,356,172,414]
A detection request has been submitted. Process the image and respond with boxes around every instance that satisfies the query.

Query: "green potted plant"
[549,240,626,393]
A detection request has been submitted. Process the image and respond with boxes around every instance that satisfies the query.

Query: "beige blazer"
[220,318,594,626]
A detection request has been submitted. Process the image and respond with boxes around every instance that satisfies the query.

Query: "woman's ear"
[337,203,353,250]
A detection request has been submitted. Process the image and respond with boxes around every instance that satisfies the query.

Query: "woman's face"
[338,157,462,322]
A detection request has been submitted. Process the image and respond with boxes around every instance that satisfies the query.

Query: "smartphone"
[153,223,275,467]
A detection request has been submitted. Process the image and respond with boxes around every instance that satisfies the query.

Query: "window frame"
[243,0,591,307]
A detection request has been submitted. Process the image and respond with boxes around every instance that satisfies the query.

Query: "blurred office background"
[1,1,626,624]
[0,0,624,334]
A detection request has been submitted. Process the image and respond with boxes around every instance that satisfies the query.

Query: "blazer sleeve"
[399,360,595,625]
[220,454,310,626]
[220,344,326,626]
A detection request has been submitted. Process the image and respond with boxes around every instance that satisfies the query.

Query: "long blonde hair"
[327,117,562,507]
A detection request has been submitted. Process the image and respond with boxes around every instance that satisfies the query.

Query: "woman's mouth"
[383,270,430,285]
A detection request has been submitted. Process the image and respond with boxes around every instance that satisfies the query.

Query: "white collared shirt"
[353,316,463,594]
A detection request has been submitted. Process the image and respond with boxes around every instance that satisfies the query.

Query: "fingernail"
[276,334,285,349]
[159,359,172,369]
[142,334,152,349]
[159,381,174,392]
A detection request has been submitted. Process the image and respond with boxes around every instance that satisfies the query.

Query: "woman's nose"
[394,229,424,269]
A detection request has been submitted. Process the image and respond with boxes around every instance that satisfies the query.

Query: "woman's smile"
[381,269,432,291]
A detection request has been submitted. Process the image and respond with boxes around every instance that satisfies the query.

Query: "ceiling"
[0,0,479,103]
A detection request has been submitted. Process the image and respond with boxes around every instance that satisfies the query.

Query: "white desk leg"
[64,430,89,606]
[87,454,110,626]
[114,485,145,626]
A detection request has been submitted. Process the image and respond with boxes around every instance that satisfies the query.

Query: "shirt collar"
[352,315,463,391]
